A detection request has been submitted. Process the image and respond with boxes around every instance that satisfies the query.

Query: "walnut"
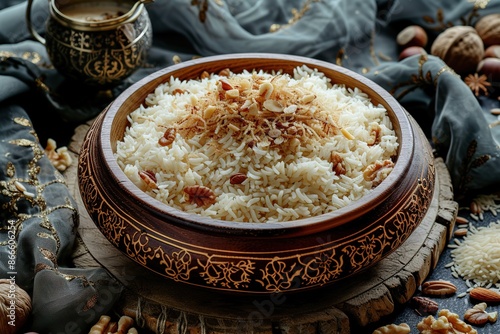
[417,309,478,334]
[372,323,411,334]
[464,302,498,326]
[45,138,73,172]
[475,13,500,47]
[439,309,477,334]
[89,315,138,334]
[0,279,32,334]
[417,314,453,333]
[363,160,394,186]
[430,26,484,74]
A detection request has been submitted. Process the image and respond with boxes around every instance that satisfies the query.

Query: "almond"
[469,287,500,303]
[421,280,457,296]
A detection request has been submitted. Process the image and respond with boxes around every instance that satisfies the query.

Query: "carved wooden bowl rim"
[98,53,414,234]
[79,53,436,293]
[98,53,414,236]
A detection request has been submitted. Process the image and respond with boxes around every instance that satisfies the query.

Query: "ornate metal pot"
[26,0,153,87]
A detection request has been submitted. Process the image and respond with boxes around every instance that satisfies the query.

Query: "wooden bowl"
[78,53,436,294]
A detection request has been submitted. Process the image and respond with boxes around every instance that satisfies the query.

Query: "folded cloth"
[1,0,500,333]
[0,102,122,332]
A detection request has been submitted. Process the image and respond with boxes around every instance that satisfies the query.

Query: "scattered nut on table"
[45,138,73,172]
[410,296,439,315]
[417,309,477,334]
[421,280,457,296]
[372,322,410,334]
[89,315,138,334]
[464,302,498,326]
[469,287,500,303]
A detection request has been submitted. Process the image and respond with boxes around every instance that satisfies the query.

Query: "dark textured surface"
[385,207,500,334]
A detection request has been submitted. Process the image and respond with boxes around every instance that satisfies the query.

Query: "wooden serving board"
[65,120,457,334]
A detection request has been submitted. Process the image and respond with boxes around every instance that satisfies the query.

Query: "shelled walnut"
[89,315,138,334]
[417,309,477,334]
[430,26,484,75]
[45,138,73,172]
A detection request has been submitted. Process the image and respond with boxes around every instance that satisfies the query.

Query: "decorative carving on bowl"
[78,54,436,293]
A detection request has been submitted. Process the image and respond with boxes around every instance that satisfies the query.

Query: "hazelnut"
[477,57,500,82]
[475,13,500,47]
[397,25,428,48]
[399,46,427,60]
[431,26,484,75]
[484,45,500,59]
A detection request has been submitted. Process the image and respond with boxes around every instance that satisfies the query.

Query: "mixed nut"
[421,280,457,297]
[397,12,500,98]
[373,194,500,334]
[89,315,138,334]
[133,67,397,208]
[464,302,498,326]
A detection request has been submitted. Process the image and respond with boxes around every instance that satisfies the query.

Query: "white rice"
[450,220,500,286]
[115,65,399,222]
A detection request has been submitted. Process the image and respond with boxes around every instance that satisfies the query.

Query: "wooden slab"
[65,120,457,333]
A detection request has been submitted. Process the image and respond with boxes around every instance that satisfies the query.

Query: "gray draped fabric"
[1,0,500,332]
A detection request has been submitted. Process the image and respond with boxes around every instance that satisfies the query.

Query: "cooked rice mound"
[115,65,399,222]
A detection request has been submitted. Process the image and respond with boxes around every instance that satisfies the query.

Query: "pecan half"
[184,185,216,207]
[421,280,457,296]
[159,128,176,147]
[410,296,439,315]
[138,170,158,189]
[464,302,498,326]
